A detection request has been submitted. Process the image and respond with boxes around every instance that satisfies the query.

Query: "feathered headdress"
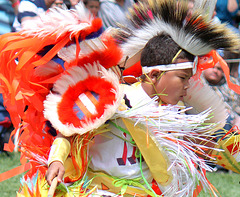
[193,0,217,21]
[114,0,240,69]
[114,0,240,129]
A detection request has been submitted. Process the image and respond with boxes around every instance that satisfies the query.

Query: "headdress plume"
[114,0,240,68]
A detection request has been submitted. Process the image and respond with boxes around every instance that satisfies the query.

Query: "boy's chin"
[161,100,178,105]
[169,99,181,105]
[160,96,180,105]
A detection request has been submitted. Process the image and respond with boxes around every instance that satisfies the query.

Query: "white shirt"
[89,83,153,181]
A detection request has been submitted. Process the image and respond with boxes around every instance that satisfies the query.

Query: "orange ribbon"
[0,162,31,182]
[195,50,240,95]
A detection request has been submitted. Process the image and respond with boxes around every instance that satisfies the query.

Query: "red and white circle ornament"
[44,62,122,136]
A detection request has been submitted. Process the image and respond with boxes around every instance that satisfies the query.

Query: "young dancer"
[0,0,240,196]
[45,0,240,196]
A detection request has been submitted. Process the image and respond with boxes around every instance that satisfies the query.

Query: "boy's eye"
[179,76,185,80]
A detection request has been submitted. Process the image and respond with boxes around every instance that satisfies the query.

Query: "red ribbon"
[0,162,31,182]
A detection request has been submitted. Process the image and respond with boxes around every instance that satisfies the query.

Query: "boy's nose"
[184,81,190,90]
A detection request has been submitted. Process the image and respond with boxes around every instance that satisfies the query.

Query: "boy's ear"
[148,69,162,83]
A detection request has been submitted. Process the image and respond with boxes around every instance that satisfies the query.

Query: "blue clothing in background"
[0,0,15,34]
[0,94,11,138]
[0,94,10,125]
[0,94,12,153]
[13,0,48,32]
[216,0,239,25]
[17,0,47,23]
[98,0,134,29]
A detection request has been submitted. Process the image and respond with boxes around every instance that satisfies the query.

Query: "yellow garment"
[122,118,172,186]
[87,170,151,196]
[48,137,71,166]
[211,135,240,173]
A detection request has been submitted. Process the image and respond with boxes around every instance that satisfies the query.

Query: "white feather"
[58,37,106,63]
[193,0,217,21]
[21,2,94,39]
[183,78,228,130]
[119,19,214,66]
[112,97,221,196]
[44,63,123,136]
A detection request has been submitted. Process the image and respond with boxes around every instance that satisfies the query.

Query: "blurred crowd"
[1,0,240,159]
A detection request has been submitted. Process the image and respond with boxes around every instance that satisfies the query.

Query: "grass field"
[0,152,240,197]
[0,152,22,197]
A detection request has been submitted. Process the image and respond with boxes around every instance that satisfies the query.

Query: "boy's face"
[155,59,192,105]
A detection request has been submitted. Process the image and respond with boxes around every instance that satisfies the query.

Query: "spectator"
[68,0,80,9]
[98,0,134,29]
[0,0,16,154]
[83,0,100,16]
[10,0,19,15]
[12,0,55,32]
[202,55,240,130]
[51,0,81,9]
[216,0,239,24]
[0,0,17,34]
[216,0,240,33]
[51,0,65,8]
[222,50,240,78]
[0,94,12,154]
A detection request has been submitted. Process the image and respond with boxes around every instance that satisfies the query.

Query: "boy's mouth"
[179,96,184,101]
[180,93,187,100]
[182,92,187,97]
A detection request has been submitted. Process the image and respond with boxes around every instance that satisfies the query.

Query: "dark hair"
[140,33,194,67]
[83,0,100,5]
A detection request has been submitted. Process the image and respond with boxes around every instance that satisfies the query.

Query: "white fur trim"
[44,63,123,136]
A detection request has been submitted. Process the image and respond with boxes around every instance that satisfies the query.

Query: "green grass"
[0,152,22,197]
[0,152,240,197]
[199,172,240,197]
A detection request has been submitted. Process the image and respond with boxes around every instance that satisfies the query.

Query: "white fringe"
[113,97,222,196]
[184,78,228,130]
